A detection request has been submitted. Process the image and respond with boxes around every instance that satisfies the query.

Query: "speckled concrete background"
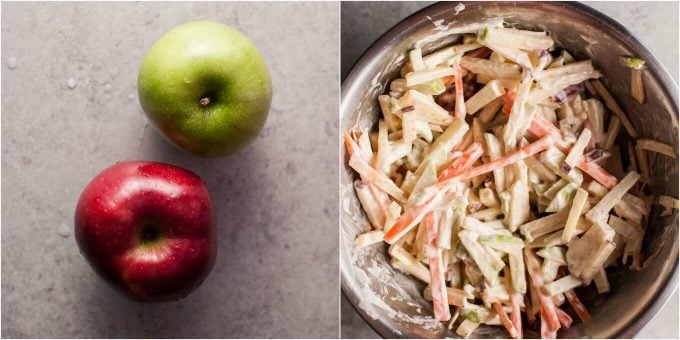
[2,2,339,338]
[340,1,678,339]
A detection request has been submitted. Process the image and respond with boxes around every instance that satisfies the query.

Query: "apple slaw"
[345,22,678,339]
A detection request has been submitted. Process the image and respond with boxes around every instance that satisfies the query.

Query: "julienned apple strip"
[344,132,391,220]
[384,135,554,244]
[344,132,407,203]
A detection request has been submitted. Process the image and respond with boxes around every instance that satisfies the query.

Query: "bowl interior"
[340,2,678,338]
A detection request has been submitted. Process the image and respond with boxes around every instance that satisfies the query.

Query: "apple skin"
[138,21,272,157]
[74,161,216,302]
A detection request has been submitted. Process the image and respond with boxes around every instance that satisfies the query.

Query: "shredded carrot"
[540,307,558,339]
[510,292,523,339]
[502,89,516,115]
[526,114,573,152]
[438,135,554,190]
[565,290,591,321]
[438,143,484,181]
[453,64,467,119]
[541,293,561,332]
[343,131,358,157]
[425,212,451,321]
[494,303,520,338]
[555,307,573,328]
[577,161,617,189]
[383,189,445,244]
[525,249,561,332]
[442,75,455,86]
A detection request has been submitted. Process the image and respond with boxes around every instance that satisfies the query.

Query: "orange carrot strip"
[510,292,523,339]
[526,249,561,332]
[343,131,358,157]
[577,161,617,189]
[383,189,446,244]
[540,307,557,339]
[565,289,591,321]
[438,143,484,181]
[556,307,573,328]
[438,135,554,189]
[453,64,467,119]
[494,303,519,338]
[502,89,516,115]
[425,212,451,321]
[541,290,561,332]
[526,114,573,152]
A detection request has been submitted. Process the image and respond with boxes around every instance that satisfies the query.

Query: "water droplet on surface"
[7,57,17,70]
[66,78,77,89]
[103,82,112,92]
[58,222,71,237]
[128,93,135,100]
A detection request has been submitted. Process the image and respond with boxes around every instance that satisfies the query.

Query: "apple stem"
[199,97,211,107]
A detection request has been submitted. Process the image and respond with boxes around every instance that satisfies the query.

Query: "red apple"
[74,161,216,301]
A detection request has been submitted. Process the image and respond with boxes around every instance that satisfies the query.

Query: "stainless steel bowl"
[341,2,679,338]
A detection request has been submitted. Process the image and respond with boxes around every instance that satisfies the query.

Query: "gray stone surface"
[341,1,435,81]
[2,2,339,338]
[340,1,678,339]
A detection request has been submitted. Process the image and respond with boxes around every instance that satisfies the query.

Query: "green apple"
[138,21,272,157]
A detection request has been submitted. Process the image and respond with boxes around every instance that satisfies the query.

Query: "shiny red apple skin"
[74,161,216,302]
